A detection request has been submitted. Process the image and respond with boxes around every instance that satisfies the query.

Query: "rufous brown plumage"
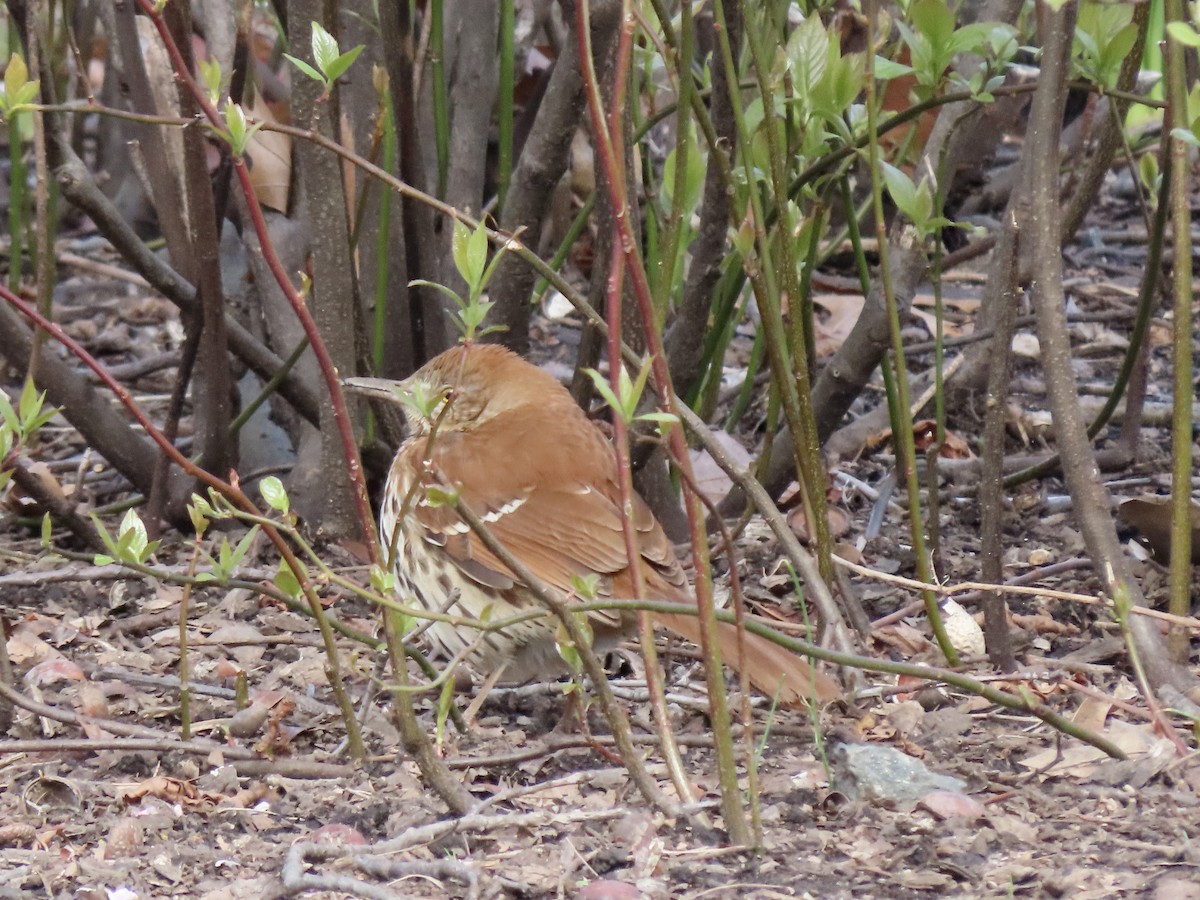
[349,343,840,706]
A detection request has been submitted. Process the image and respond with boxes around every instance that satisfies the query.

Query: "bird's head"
[344,343,565,436]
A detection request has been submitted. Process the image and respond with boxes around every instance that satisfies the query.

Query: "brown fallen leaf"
[1118,495,1200,565]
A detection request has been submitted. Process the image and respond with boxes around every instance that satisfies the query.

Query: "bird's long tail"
[655,612,842,707]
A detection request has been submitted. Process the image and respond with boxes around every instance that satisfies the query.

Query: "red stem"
[134,0,378,563]
[574,3,718,651]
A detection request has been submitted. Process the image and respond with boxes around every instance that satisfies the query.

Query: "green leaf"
[1167,22,1200,48]
[873,55,913,81]
[323,45,365,84]
[369,564,396,594]
[910,0,956,52]
[199,57,223,104]
[226,526,259,573]
[570,573,601,601]
[1174,125,1200,148]
[423,485,459,508]
[661,124,706,215]
[283,53,324,85]
[90,512,119,558]
[636,411,679,429]
[219,100,263,155]
[880,161,919,219]
[4,53,29,101]
[310,22,340,74]
[584,368,623,422]
[465,220,489,290]
[17,379,40,425]
[2,52,37,115]
[409,278,466,309]
[786,13,828,97]
[730,218,755,260]
[435,676,455,745]
[188,496,210,536]
[260,475,289,513]
[1139,152,1159,192]
[40,513,52,547]
[274,560,302,598]
[0,390,19,436]
[115,508,159,563]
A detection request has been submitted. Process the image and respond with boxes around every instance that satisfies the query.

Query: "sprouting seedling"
[92,509,161,567]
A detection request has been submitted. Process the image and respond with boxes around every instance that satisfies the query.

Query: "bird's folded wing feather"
[405,412,840,705]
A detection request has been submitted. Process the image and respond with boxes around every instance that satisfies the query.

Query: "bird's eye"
[430,389,453,420]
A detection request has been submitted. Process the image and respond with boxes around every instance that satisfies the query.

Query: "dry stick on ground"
[0,684,353,778]
[1023,5,1200,717]
[282,809,628,899]
[842,556,1200,634]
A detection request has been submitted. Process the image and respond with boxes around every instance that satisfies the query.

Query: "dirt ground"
[2,148,1200,900]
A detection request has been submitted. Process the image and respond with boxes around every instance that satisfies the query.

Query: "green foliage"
[198,57,224,105]
[398,375,448,424]
[879,161,952,241]
[660,125,705,216]
[554,610,593,676]
[192,527,261,582]
[284,21,365,100]
[410,219,509,341]
[274,559,302,599]
[0,53,39,120]
[786,12,864,132]
[93,509,161,566]
[585,358,677,432]
[0,380,59,496]
[897,0,1015,100]
[569,573,601,602]
[369,563,397,595]
[422,485,459,508]
[1075,1,1138,89]
[210,100,264,156]
[260,475,290,514]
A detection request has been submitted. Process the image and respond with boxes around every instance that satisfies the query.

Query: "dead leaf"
[1011,613,1078,635]
[688,432,751,506]
[25,657,85,686]
[1118,495,1200,565]
[122,776,207,809]
[787,504,851,542]
[873,623,930,657]
[1018,720,1173,780]
[245,90,292,213]
[919,789,985,821]
[1071,695,1112,733]
[813,293,865,356]
[911,420,974,458]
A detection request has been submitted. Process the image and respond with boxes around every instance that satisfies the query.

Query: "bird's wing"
[401,419,687,625]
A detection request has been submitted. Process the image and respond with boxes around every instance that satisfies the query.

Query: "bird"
[346,343,840,706]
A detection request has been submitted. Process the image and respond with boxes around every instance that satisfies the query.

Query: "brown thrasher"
[348,343,839,705]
